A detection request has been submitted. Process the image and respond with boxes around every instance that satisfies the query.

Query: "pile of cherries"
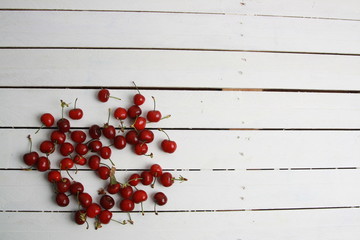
[22,85,187,229]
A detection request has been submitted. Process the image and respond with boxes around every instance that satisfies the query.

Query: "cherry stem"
[35,125,44,134]
[151,96,156,111]
[111,219,127,225]
[85,220,89,229]
[140,202,145,216]
[74,98,78,109]
[27,135,33,152]
[145,153,154,158]
[108,158,115,167]
[154,203,158,215]
[107,108,111,125]
[109,96,122,101]
[74,164,78,174]
[132,81,141,94]
[127,212,134,224]
[99,162,111,168]
[173,175,188,183]
[158,128,171,140]
[60,100,69,119]
[150,177,157,188]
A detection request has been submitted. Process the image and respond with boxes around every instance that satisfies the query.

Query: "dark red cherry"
[40,113,55,127]
[128,173,141,186]
[97,166,110,180]
[50,130,66,145]
[23,151,39,166]
[57,118,70,133]
[56,192,70,207]
[39,140,55,155]
[160,172,174,187]
[134,142,148,155]
[60,157,74,170]
[113,135,126,150]
[88,140,103,152]
[147,96,162,122]
[134,93,145,106]
[132,116,146,131]
[89,124,101,139]
[88,155,101,170]
[37,156,50,172]
[75,143,88,155]
[73,155,87,165]
[70,182,84,195]
[138,129,154,143]
[98,210,112,224]
[103,124,116,139]
[150,164,163,177]
[100,195,115,210]
[86,203,101,218]
[154,192,168,206]
[125,130,139,145]
[119,185,133,199]
[127,105,142,119]
[133,190,148,204]
[107,182,121,195]
[114,107,127,120]
[99,146,112,159]
[98,89,110,102]
[69,98,83,120]
[59,142,74,156]
[78,192,92,208]
[47,170,62,183]
[161,140,177,153]
[119,199,135,212]
[141,171,154,186]
[74,210,87,225]
[70,130,87,143]
[56,178,71,193]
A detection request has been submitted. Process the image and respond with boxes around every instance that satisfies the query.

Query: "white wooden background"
[1,1,360,239]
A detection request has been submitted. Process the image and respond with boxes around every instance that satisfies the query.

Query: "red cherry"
[160,172,174,187]
[119,185,133,199]
[103,124,116,139]
[47,170,62,183]
[70,182,84,195]
[50,130,66,145]
[88,155,101,170]
[150,164,163,177]
[132,116,146,131]
[56,178,71,193]
[98,89,110,102]
[107,182,121,195]
[57,118,70,133]
[127,105,142,119]
[98,210,112,224]
[40,113,55,127]
[23,151,39,166]
[119,199,135,212]
[88,140,103,152]
[59,142,74,156]
[138,129,154,143]
[86,203,101,218]
[113,135,126,150]
[73,155,87,165]
[68,98,83,120]
[78,192,92,208]
[74,210,87,225]
[97,166,110,180]
[75,143,89,155]
[99,146,112,159]
[134,93,145,106]
[70,130,87,143]
[100,195,115,210]
[39,140,55,155]
[154,192,168,206]
[56,192,70,207]
[89,124,101,139]
[128,173,141,186]
[125,130,139,145]
[134,143,148,155]
[133,190,148,204]
[37,156,50,172]
[60,157,74,170]
[161,140,177,153]
[147,96,162,122]
[141,171,154,186]
[114,107,127,120]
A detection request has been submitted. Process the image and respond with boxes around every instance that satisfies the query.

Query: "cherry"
[159,172,174,187]
[119,185,133,199]
[128,173,141,186]
[50,130,66,145]
[99,146,112,159]
[40,113,55,127]
[70,130,86,143]
[56,178,71,193]
[57,118,70,133]
[134,142,148,155]
[100,195,115,210]
[127,105,142,119]
[97,166,110,180]
[88,140,103,152]
[89,124,102,139]
[74,210,87,226]
[78,192,92,208]
[119,199,135,212]
[147,96,162,122]
[150,164,163,177]
[153,192,168,215]
[103,109,116,139]
[125,130,139,145]
[98,210,112,224]
[159,129,177,153]
[88,155,101,170]
[107,182,121,194]
[86,203,101,218]
[39,140,55,155]
[140,171,154,186]
[113,135,126,150]
[73,155,87,165]
[70,182,84,195]
[47,170,62,183]
[60,157,74,170]
[133,189,148,204]
[97,89,121,103]
[75,143,89,155]
[37,156,50,172]
[23,135,39,166]
[132,116,146,131]
[59,142,74,156]
[69,98,83,120]
[114,107,127,120]
[56,192,70,207]
[138,129,154,143]
[132,81,145,106]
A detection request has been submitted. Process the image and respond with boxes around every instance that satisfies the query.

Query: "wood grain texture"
[0,11,359,54]
[1,49,360,90]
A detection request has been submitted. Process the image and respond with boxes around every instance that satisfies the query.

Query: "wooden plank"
[1,89,360,129]
[0,0,359,20]
[0,12,359,54]
[8,129,360,169]
[1,209,360,240]
[1,170,360,211]
[1,49,360,90]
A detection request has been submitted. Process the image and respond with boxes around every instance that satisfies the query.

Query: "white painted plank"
[1,170,360,211]
[1,49,360,90]
[1,89,360,129]
[8,129,360,169]
[1,12,360,54]
[0,0,359,20]
[1,209,360,240]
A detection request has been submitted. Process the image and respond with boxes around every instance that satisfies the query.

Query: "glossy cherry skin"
[70,130,87,143]
[127,105,142,119]
[50,130,66,145]
[89,124,102,139]
[102,124,116,139]
[100,195,115,210]
[138,129,154,143]
[47,170,62,183]
[86,203,101,218]
[56,192,70,207]
[161,139,177,153]
[88,155,101,170]
[141,171,154,186]
[99,146,112,159]
[119,199,135,212]
[70,182,84,195]
[60,157,74,170]
[57,118,70,133]
[59,142,74,156]
[78,192,93,208]
[134,93,145,106]
[133,190,148,204]
[107,182,121,195]
[160,172,174,187]
[37,156,50,172]
[75,143,88,156]
[39,140,55,155]
[73,155,87,165]
[134,143,148,155]
[74,210,87,225]
[98,210,112,224]
[132,116,146,131]
[97,166,110,180]
[88,140,103,152]
[69,108,83,120]
[147,110,162,122]
[56,178,71,193]
[113,135,126,149]
[154,192,168,206]
[98,89,110,102]
[150,164,163,177]
[119,185,133,199]
[114,107,127,120]
[40,113,55,127]
[23,151,39,166]
[125,130,139,145]
[128,173,141,186]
